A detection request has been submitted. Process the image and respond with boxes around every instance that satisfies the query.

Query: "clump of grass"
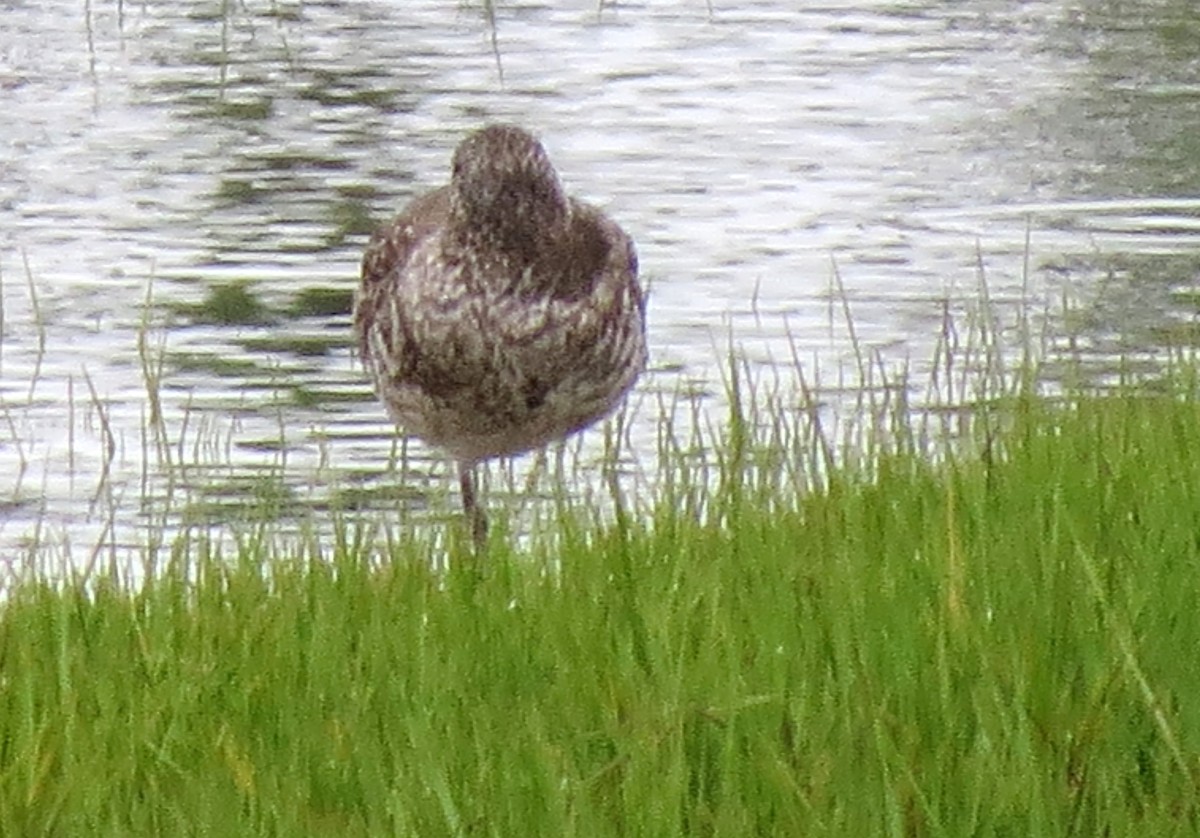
[3,337,1200,834]
[237,333,349,357]
[214,178,268,205]
[288,384,373,409]
[167,351,269,377]
[175,280,276,326]
[202,98,274,121]
[179,473,298,524]
[168,283,355,333]
[325,198,380,247]
[298,80,400,110]
[288,287,354,318]
[251,151,352,173]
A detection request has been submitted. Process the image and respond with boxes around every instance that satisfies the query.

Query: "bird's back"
[355,189,645,464]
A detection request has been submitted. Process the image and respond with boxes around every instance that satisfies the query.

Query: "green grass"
[173,280,276,327]
[4,357,1200,835]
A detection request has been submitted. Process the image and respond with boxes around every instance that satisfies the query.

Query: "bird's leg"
[458,460,488,550]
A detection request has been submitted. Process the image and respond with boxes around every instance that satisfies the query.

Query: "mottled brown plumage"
[354,124,647,545]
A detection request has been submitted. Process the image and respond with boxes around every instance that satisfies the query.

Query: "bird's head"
[448,125,570,254]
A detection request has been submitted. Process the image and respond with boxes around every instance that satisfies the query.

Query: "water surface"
[2,0,1199,564]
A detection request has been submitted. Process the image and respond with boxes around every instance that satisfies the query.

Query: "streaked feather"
[354,125,647,470]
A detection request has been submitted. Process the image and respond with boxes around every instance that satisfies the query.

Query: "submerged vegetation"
[173,279,276,326]
[168,280,354,327]
[2,295,1200,834]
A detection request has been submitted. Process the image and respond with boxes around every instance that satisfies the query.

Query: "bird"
[354,124,647,548]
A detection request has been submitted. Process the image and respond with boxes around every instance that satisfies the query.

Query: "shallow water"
[2,0,1199,565]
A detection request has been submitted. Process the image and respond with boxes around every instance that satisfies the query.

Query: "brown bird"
[354,124,647,546]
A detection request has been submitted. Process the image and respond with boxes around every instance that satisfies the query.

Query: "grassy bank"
[3,363,1200,835]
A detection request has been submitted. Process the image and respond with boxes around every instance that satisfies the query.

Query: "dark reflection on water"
[1,0,1199,563]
